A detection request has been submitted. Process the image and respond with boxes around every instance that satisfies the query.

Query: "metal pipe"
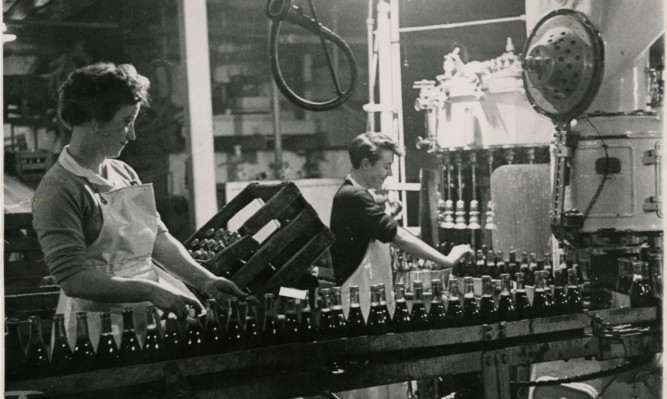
[398,15,525,33]
[390,0,407,227]
[366,0,375,132]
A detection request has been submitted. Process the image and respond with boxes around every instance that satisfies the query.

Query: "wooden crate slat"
[240,184,302,234]
[4,212,34,230]
[231,207,315,288]
[206,235,259,275]
[257,230,334,293]
[5,291,60,313]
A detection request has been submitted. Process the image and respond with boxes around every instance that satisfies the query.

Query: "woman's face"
[93,103,141,158]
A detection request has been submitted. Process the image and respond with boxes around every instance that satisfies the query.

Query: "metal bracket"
[483,351,512,399]
[643,195,661,213]
[554,146,573,158]
[642,149,658,165]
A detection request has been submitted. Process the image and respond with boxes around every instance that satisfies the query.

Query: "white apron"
[56,182,194,349]
[340,239,395,320]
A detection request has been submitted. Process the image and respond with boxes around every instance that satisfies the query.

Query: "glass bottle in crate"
[462,276,480,325]
[552,269,568,316]
[479,276,497,324]
[262,293,280,346]
[144,306,166,362]
[5,317,26,380]
[72,311,96,372]
[514,272,532,320]
[497,274,515,322]
[347,285,367,336]
[476,250,487,277]
[282,297,301,343]
[410,280,429,331]
[520,251,531,286]
[445,278,464,326]
[299,292,316,342]
[164,313,185,360]
[96,311,120,369]
[428,279,447,329]
[331,287,347,335]
[391,283,411,333]
[487,250,498,279]
[25,315,50,377]
[641,262,655,307]
[226,297,244,351]
[50,313,74,375]
[244,296,262,348]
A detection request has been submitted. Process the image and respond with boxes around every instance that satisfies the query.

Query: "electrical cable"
[510,355,654,387]
[581,116,609,221]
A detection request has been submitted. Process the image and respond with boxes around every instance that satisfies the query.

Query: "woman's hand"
[150,286,203,320]
[447,244,473,265]
[201,277,246,305]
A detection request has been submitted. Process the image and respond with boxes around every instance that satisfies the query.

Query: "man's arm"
[392,227,472,268]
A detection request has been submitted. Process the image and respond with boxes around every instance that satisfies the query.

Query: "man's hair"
[58,63,150,130]
[348,132,403,169]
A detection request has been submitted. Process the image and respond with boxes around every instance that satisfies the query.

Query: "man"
[330,132,472,316]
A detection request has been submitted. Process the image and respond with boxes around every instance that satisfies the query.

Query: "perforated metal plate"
[522,9,605,124]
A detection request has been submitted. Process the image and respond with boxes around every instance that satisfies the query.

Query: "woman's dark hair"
[348,132,403,169]
[58,63,150,130]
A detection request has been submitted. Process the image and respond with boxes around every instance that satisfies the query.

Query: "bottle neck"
[76,316,90,340]
[100,315,113,334]
[122,310,135,331]
[29,318,43,344]
[264,296,276,317]
[350,288,362,306]
[54,317,67,339]
[413,286,424,303]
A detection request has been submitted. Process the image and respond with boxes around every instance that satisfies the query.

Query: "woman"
[32,63,243,344]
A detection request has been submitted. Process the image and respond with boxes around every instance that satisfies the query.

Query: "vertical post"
[271,80,284,179]
[177,0,217,228]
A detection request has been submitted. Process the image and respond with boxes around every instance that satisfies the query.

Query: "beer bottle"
[118,308,142,366]
[202,299,224,353]
[377,284,392,325]
[514,272,532,320]
[497,274,515,322]
[462,276,480,325]
[72,312,96,372]
[528,253,539,284]
[479,276,497,324]
[96,311,120,369]
[410,280,430,331]
[366,285,388,335]
[244,296,262,348]
[552,268,568,316]
[531,271,553,317]
[347,285,367,336]
[50,314,74,375]
[262,293,280,346]
[390,283,410,333]
[473,250,484,277]
[299,292,317,342]
[25,315,50,377]
[487,250,498,279]
[428,279,447,329]
[567,268,584,313]
[226,297,244,351]
[5,317,26,380]
[318,288,338,339]
[331,287,347,336]
[543,262,554,287]
[507,249,519,280]
[183,306,205,357]
[143,306,166,362]
[477,250,489,278]
[163,313,185,360]
[496,251,507,277]
[520,252,532,286]
[445,278,464,326]
[282,298,301,343]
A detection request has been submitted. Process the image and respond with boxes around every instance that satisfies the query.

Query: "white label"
[279,287,308,300]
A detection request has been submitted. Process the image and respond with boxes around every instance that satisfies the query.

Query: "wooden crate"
[183,181,335,295]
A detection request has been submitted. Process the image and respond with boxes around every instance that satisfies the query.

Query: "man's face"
[361,149,394,190]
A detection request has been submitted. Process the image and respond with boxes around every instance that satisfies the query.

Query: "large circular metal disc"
[522,9,604,124]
